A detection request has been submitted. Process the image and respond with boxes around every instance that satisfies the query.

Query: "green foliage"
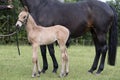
[0,0,27,44]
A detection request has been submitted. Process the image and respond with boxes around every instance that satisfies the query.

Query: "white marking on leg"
[32,44,38,77]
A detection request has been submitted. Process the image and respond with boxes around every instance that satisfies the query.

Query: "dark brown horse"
[19,0,118,74]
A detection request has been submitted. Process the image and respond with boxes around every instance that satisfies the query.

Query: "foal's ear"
[24,6,29,12]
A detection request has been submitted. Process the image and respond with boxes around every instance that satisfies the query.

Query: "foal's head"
[16,10,29,28]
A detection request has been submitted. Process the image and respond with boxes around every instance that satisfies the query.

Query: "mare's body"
[19,0,118,74]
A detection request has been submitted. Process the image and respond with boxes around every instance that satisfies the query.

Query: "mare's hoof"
[41,69,46,73]
[95,73,100,76]
[88,70,93,74]
[96,70,102,74]
[95,71,101,76]
[52,69,57,73]
[41,67,48,73]
[38,71,41,74]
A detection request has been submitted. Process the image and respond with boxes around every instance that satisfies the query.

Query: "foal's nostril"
[15,21,23,27]
[15,23,21,28]
[16,24,19,27]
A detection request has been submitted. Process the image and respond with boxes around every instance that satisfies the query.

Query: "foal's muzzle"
[15,20,23,28]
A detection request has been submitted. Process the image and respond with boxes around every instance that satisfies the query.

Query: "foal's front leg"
[36,60,41,77]
[59,46,69,77]
[32,44,41,77]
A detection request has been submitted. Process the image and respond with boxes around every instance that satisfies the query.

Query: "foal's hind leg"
[59,44,69,77]
[64,49,69,76]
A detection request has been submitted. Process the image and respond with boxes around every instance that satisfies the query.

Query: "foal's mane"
[21,10,43,30]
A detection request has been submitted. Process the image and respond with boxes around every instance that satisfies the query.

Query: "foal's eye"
[23,16,26,19]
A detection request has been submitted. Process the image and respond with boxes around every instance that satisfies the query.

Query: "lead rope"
[0,0,20,55]
[10,0,21,55]
[0,31,17,37]
[0,28,21,55]
[15,28,21,55]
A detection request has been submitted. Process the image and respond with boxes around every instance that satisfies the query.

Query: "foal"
[15,10,70,77]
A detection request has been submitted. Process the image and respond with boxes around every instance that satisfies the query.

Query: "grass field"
[0,45,120,80]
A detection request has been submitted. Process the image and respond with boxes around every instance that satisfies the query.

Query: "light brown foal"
[16,10,70,78]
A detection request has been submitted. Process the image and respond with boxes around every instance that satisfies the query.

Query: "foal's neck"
[26,14,41,32]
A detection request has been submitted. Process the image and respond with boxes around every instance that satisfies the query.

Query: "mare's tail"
[108,6,118,65]
[66,36,71,48]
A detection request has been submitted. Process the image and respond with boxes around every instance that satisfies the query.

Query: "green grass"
[0,45,120,80]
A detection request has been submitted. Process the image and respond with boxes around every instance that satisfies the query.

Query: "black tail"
[66,36,71,48]
[55,36,71,48]
[108,6,118,66]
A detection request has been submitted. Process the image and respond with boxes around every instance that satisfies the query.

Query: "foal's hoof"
[32,73,36,78]
[37,71,41,77]
[59,74,65,78]
[59,72,69,78]
[65,72,69,76]
[32,71,41,78]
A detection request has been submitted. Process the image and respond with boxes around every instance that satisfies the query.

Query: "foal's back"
[35,25,69,45]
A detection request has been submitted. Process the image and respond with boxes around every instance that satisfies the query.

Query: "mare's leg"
[89,29,107,74]
[48,44,58,73]
[32,44,39,77]
[96,34,107,74]
[40,45,48,73]
[88,29,101,73]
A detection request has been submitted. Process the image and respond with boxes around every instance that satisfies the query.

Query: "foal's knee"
[62,53,68,61]
[32,56,37,63]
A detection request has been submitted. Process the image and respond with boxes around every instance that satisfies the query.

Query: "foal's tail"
[108,6,118,66]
